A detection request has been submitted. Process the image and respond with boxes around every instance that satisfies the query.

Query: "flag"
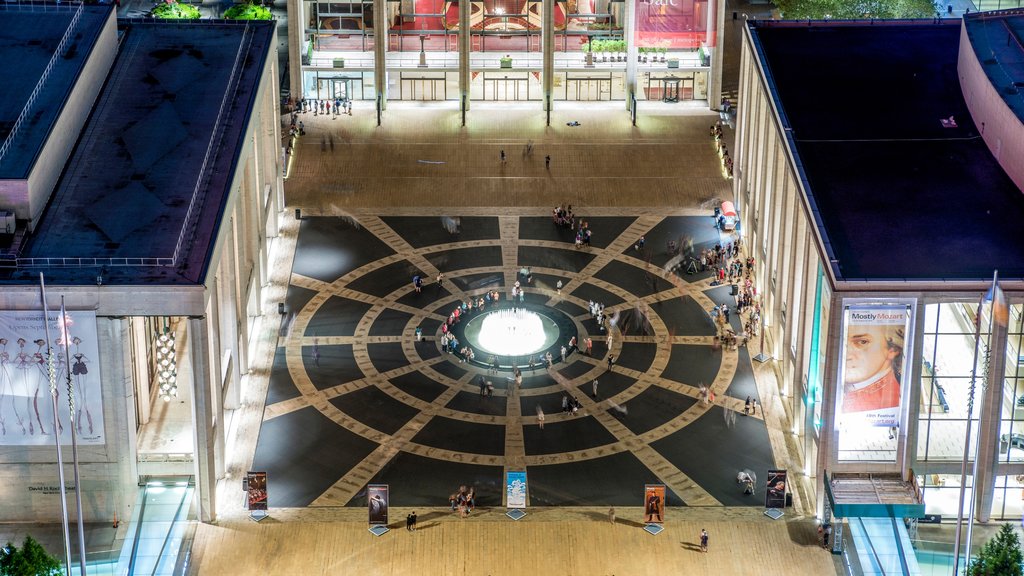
[984,274,1009,328]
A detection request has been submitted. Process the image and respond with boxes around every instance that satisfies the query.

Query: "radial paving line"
[563,215,664,293]
[361,215,471,302]
[499,216,520,291]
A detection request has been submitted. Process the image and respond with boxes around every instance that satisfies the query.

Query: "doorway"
[567,78,611,101]
[400,78,446,100]
[483,77,529,100]
[332,79,349,101]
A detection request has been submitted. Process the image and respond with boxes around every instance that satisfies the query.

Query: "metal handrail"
[0,2,84,166]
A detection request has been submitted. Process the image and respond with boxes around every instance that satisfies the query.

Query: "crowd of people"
[448,485,476,517]
[711,120,734,177]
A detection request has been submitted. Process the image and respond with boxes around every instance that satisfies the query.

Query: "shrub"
[151,0,202,19]
[224,2,273,20]
[0,536,62,576]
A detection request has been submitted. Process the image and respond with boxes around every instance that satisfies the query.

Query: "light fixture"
[155,323,177,403]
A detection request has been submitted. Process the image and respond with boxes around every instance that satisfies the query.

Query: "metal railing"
[0,1,84,167]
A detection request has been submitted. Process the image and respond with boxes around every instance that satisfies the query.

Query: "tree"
[0,536,62,576]
[967,523,1024,576]
[151,0,202,19]
[223,2,273,20]
[775,0,937,20]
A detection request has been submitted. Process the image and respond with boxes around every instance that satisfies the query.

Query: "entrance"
[483,77,529,101]
[332,79,349,101]
[567,78,611,101]
[400,78,446,101]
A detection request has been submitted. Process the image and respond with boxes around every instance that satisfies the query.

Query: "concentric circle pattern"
[254,212,779,509]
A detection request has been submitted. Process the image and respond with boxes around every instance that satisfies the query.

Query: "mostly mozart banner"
[837,305,911,429]
[368,484,389,525]
[247,471,268,511]
[635,0,712,49]
[506,471,527,508]
[643,484,666,524]
[0,310,106,446]
[765,470,787,509]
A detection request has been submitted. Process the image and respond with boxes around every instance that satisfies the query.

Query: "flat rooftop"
[0,3,113,178]
[2,19,275,285]
[749,21,1024,282]
[964,10,1024,127]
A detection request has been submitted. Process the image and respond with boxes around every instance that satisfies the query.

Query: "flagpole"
[964,270,1000,569]
[952,292,985,576]
[39,274,73,576]
[61,296,88,576]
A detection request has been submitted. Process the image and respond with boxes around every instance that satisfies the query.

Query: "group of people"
[448,485,477,517]
[699,238,742,274]
[589,300,612,334]
[711,120,734,177]
[293,96,352,117]
[435,288,514,364]
[560,394,584,415]
[552,204,575,228]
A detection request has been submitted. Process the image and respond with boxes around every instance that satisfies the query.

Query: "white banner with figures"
[0,311,105,446]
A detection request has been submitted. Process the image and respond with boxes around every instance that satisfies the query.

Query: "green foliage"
[151,1,202,19]
[224,2,272,20]
[586,38,626,53]
[967,524,1024,576]
[0,536,62,576]
[775,0,937,19]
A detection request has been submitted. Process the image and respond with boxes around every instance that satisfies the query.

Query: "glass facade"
[998,303,1024,463]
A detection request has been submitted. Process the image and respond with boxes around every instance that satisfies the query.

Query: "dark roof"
[964,11,1024,128]
[1,19,275,286]
[0,4,113,178]
[748,21,1024,282]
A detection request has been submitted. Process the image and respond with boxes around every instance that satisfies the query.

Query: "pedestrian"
[537,407,545,430]
[607,355,615,371]
[560,345,566,363]
[608,507,616,525]
[744,395,752,415]
[545,155,551,170]
[592,379,598,398]
[501,149,506,163]
[586,337,593,355]
[561,394,569,412]
[436,271,445,292]
[700,529,709,553]
[479,375,486,397]
[556,279,562,295]
[634,235,645,251]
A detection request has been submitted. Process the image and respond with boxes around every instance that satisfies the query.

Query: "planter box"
[667,59,679,69]
[333,58,345,68]
[500,59,512,69]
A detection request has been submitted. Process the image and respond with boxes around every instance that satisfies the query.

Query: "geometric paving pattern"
[252,211,778,509]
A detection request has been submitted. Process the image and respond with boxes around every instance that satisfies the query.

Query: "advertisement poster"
[643,484,666,524]
[506,471,527,509]
[247,471,268,511]
[635,0,710,49]
[838,305,910,428]
[765,470,787,509]
[0,310,105,446]
[368,484,389,525]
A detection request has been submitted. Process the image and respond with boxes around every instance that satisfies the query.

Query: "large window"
[997,303,1024,463]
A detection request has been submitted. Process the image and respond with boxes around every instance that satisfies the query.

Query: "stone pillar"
[976,315,1010,522]
[374,0,389,110]
[459,0,470,114]
[189,316,218,523]
[287,0,304,98]
[542,0,554,116]
[624,0,637,111]
[708,0,726,109]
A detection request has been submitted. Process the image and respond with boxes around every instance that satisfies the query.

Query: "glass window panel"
[919,419,979,461]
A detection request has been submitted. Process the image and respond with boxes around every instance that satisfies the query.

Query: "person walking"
[592,379,598,398]
[436,272,445,292]
[607,355,615,371]
[700,529,709,553]
[586,337,593,355]
[560,345,567,363]
[608,507,616,525]
[537,407,545,430]
[555,279,562,295]
[545,155,551,170]
[500,150,506,164]
[744,395,752,415]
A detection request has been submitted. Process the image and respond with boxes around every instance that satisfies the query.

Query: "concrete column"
[542,0,554,115]
[624,0,637,111]
[374,0,389,109]
[977,317,1010,522]
[708,0,725,108]
[815,293,843,516]
[459,0,470,114]
[288,0,304,97]
[189,316,218,523]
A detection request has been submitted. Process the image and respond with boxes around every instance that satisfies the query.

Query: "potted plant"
[582,41,594,67]
[500,54,513,68]
[223,1,272,19]
[667,56,679,68]
[616,40,626,62]
[639,47,648,63]
[659,46,668,63]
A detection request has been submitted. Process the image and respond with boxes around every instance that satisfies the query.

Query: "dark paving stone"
[615,342,657,372]
[346,452,503,507]
[429,359,468,381]
[381,216,500,249]
[650,405,775,506]
[637,216,723,269]
[425,246,503,271]
[518,246,596,273]
[523,414,618,455]
[594,260,673,296]
[419,318,442,335]
[518,216,637,250]
[446,390,507,416]
[306,296,373,337]
[252,406,378,507]
[390,371,447,403]
[552,298,586,317]
[520,391,575,417]
[661,344,721,387]
[395,285,453,309]
[569,282,625,306]
[558,357,596,379]
[294,217,395,283]
[615,309,654,338]
[614,385,698,436]
[575,371,637,400]
[518,370,555,390]
[330,385,421,435]
[704,285,743,331]
[655,295,717,336]
[303,344,364,391]
[367,342,410,374]
[415,341,442,361]
[725,347,762,403]
[528,451,683,506]
[369,309,414,336]
[517,216,583,245]
[347,259,421,298]
[266,346,300,405]
[412,416,505,456]
[284,284,317,317]
[578,216,639,249]
[450,272,505,292]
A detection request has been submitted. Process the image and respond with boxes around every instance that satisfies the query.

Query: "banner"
[247,471,268,511]
[368,484,389,525]
[765,469,787,509]
[837,305,911,428]
[635,0,711,49]
[643,484,666,524]
[506,471,527,508]
[0,310,106,445]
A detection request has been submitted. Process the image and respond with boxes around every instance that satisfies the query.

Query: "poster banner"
[506,471,527,508]
[643,484,666,524]
[635,0,711,49]
[368,484,389,525]
[837,305,911,428]
[765,469,787,509]
[247,471,268,511]
[0,310,105,446]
